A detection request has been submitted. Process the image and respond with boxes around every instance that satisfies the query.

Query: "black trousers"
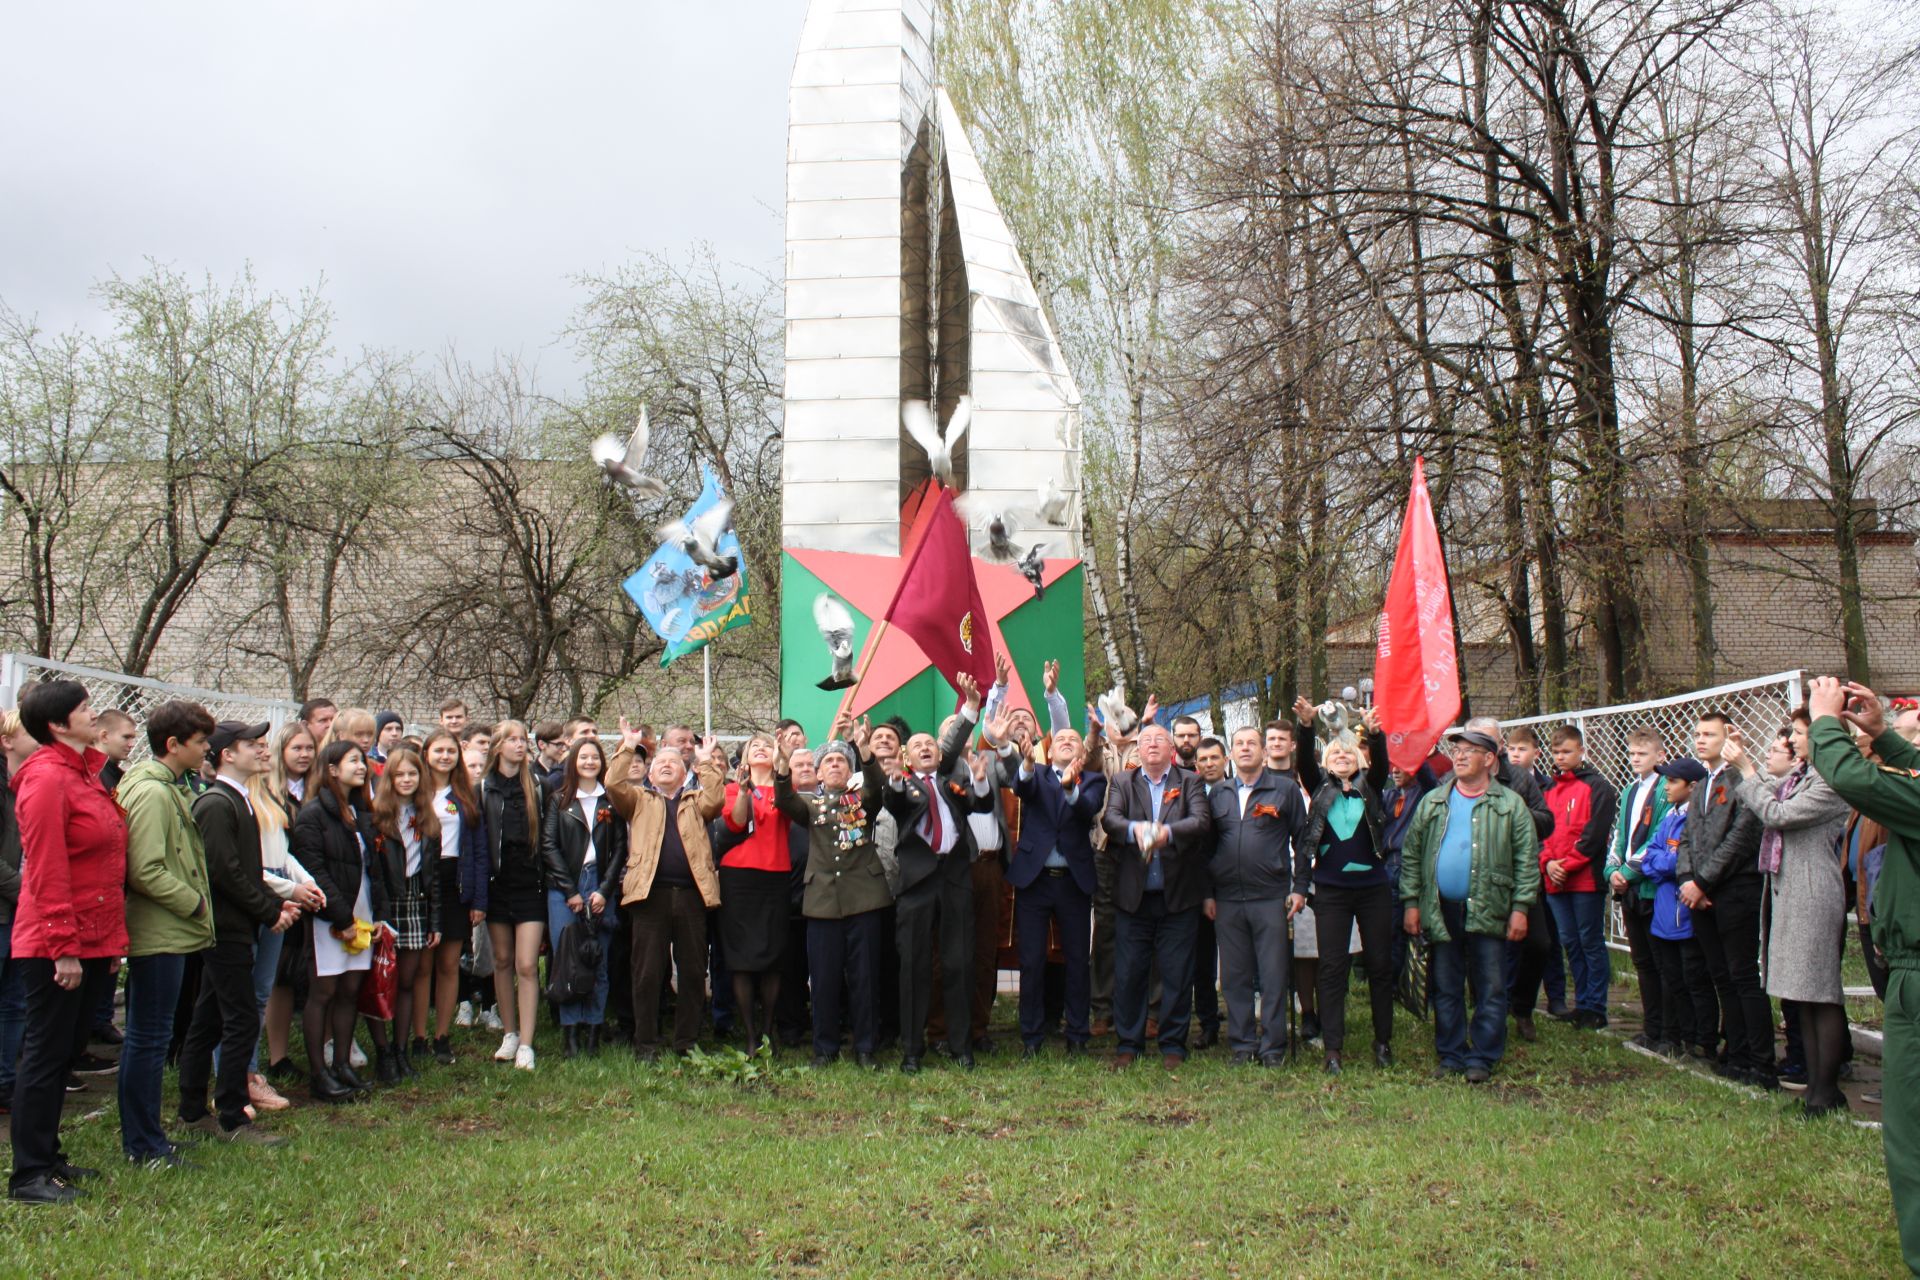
[773,908,811,1043]
[1862,918,1889,1000]
[9,957,112,1189]
[1692,874,1772,1070]
[1648,934,1717,1048]
[177,941,259,1129]
[1314,881,1397,1052]
[808,910,883,1059]
[1619,896,1665,1041]
[896,869,973,1056]
[1192,912,1220,1036]
[1506,898,1559,1017]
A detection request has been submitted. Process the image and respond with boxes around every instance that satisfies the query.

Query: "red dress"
[11,741,130,959]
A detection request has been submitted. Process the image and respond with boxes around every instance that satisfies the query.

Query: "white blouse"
[435,785,461,860]
[576,784,606,866]
[400,802,424,877]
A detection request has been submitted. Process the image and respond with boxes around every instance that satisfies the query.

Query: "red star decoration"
[789,546,1079,720]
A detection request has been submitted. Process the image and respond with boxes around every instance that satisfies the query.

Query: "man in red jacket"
[1541,726,1619,1029]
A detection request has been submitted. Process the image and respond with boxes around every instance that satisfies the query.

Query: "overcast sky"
[1,1,813,389]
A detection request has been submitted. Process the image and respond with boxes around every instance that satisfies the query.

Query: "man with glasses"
[1398,727,1542,1083]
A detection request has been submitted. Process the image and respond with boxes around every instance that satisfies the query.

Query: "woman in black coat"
[540,739,627,1058]
[289,742,387,1102]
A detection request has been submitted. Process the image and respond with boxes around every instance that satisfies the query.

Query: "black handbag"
[545,909,602,1004]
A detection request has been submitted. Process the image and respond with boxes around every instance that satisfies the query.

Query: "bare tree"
[1744,5,1920,682]
[0,310,121,659]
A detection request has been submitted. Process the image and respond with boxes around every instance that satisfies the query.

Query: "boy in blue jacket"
[1638,759,1719,1058]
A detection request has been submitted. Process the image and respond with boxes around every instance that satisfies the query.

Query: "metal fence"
[0,654,301,764]
[1501,669,1806,948]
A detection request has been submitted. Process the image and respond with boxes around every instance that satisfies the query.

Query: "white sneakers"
[455,1001,475,1028]
[513,1044,536,1072]
[481,1007,505,1032]
[493,1032,520,1062]
[323,1039,369,1069]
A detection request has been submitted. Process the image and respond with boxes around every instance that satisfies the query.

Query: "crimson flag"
[1374,457,1461,772]
[880,486,996,699]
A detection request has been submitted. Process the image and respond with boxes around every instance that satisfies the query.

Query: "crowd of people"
[0,666,1914,1264]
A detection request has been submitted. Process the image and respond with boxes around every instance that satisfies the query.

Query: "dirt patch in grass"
[441,1114,504,1136]
[1563,1065,1638,1088]
[1127,1105,1199,1128]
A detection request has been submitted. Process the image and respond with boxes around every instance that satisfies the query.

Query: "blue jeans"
[214,922,281,1075]
[1546,889,1610,1015]
[545,864,616,1026]
[0,923,24,1102]
[1430,899,1509,1072]
[1114,891,1200,1058]
[119,952,187,1159]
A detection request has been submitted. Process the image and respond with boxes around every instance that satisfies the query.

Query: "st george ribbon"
[626,467,753,668]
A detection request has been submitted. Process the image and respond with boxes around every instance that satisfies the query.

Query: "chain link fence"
[1501,670,1806,948]
[0,654,301,765]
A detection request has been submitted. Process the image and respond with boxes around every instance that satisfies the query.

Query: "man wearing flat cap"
[183,720,298,1143]
[1397,725,1542,1082]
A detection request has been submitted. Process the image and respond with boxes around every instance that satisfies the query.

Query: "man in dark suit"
[1101,723,1215,1067]
[1008,724,1108,1058]
[1676,710,1768,1084]
[183,721,297,1144]
[884,678,995,1073]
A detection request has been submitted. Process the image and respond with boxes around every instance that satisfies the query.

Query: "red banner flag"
[1374,457,1461,772]
[881,486,996,699]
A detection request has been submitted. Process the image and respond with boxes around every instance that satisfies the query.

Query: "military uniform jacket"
[776,754,894,920]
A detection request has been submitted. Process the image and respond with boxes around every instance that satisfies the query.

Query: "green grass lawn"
[0,1005,1899,1278]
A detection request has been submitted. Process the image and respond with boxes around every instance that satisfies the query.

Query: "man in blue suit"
[1008,725,1108,1059]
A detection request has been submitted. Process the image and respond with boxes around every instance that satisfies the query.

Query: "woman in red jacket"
[7,680,129,1203]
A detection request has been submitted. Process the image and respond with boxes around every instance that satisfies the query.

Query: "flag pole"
[834,618,892,722]
[702,645,713,738]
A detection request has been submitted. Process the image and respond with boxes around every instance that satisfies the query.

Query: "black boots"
[586,1024,602,1055]
[309,1070,355,1104]
[563,1026,580,1060]
[374,1045,401,1086]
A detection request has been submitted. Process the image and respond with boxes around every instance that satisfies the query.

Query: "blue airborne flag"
[623,468,752,667]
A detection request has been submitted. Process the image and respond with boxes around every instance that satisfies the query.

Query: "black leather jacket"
[540,790,628,897]
[482,769,548,878]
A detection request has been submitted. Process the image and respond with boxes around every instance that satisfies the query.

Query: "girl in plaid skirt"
[369,747,441,1083]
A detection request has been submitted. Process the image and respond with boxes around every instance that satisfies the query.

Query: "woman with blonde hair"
[480,720,546,1070]
[240,754,325,1111]
[1289,709,1393,1075]
[717,732,792,1053]
[326,708,381,776]
[259,721,322,1086]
